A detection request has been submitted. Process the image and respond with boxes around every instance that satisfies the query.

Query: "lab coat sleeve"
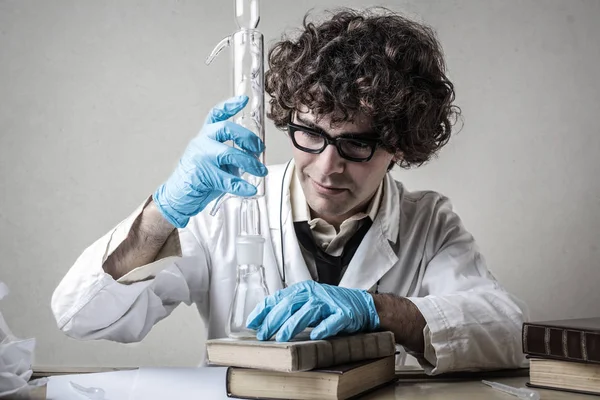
[51,197,211,343]
[406,196,528,374]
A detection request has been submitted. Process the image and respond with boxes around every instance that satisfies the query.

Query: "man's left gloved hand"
[246,280,380,342]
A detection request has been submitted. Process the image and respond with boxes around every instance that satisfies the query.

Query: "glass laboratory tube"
[226,235,269,339]
[240,197,261,236]
[235,0,260,29]
[206,14,265,215]
[231,28,265,198]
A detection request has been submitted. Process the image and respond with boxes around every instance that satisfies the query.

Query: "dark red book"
[522,317,600,364]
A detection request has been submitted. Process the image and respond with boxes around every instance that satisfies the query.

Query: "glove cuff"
[360,290,381,331]
[152,186,189,228]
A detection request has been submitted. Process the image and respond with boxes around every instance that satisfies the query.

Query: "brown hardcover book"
[527,357,600,396]
[206,331,396,372]
[522,318,600,364]
[225,355,397,400]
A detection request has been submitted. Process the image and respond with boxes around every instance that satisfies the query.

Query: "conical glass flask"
[226,235,269,339]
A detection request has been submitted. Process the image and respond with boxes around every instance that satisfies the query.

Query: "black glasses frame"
[287,122,381,162]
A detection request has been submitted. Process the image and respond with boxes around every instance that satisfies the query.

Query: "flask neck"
[236,263,266,282]
[236,234,264,265]
[236,263,263,272]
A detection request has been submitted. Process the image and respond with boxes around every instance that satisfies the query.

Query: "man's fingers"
[246,294,279,330]
[218,147,267,178]
[309,312,347,340]
[210,121,265,155]
[256,291,309,341]
[275,301,324,342]
[246,286,295,330]
[204,96,249,125]
[218,175,258,197]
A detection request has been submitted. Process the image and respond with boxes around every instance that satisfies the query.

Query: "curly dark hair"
[265,8,461,168]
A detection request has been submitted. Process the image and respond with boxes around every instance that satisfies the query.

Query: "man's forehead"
[294,109,372,134]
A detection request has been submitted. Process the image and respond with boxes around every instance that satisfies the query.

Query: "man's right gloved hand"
[153,95,267,228]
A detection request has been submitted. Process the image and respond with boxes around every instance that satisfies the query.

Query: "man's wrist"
[371,293,426,352]
[146,197,178,236]
[102,197,177,280]
[151,187,187,229]
[361,290,381,331]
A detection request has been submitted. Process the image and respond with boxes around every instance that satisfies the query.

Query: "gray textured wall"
[1,0,599,368]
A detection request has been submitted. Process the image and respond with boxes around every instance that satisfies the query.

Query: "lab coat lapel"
[259,195,285,294]
[338,174,400,291]
[337,219,398,291]
[266,160,312,288]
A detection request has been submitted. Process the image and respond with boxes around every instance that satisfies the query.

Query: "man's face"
[291,110,395,227]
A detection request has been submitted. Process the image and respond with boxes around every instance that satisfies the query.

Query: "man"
[52,8,527,374]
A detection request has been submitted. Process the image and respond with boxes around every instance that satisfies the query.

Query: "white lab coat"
[51,161,528,374]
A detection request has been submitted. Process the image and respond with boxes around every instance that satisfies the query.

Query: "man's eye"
[345,140,370,149]
[300,131,322,141]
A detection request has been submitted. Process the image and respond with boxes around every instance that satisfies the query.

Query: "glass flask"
[226,235,270,339]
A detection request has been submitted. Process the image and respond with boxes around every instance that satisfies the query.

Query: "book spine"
[522,324,600,364]
[294,331,396,371]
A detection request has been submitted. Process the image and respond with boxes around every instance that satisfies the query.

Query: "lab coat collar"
[266,161,401,291]
[376,172,401,243]
[267,160,294,232]
[338,173,400,290]
[266,160,313,286]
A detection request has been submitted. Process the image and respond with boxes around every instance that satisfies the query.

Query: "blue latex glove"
[153,95,267,228]
[246,280,380,342]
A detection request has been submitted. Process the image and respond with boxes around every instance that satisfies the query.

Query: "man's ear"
[388,151,403,171]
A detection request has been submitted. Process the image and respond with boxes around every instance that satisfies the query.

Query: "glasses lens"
[339,139,373,160]
[293,129,325,150]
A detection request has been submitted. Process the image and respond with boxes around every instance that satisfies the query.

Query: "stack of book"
[522,317,600,396]
[206,330,398,399]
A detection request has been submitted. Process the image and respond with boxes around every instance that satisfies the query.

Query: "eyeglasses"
[287,122,381,162]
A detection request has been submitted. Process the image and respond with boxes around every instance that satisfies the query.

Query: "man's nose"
[315,143,344,175]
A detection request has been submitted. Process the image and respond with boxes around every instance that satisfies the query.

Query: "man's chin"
[307,201,351,221]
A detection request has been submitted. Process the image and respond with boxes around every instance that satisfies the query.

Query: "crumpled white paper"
[0,281,36,398]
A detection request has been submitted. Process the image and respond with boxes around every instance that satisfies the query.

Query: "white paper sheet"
[46,370,139,400]
[46,367,230,400]
[130,367,229,400]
